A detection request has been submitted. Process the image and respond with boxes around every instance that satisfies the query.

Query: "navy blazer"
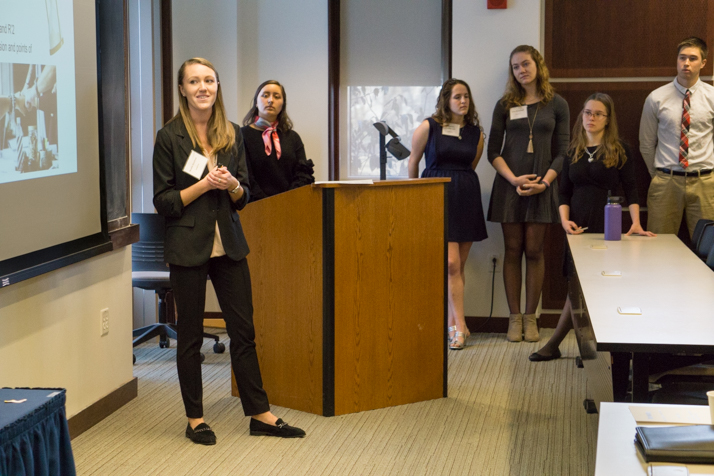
[153,118,251,267]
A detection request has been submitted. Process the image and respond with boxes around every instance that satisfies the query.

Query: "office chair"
[706,246,714,271]
[692,219,714,253]
[694,221,714,260]
[132,213,225,363]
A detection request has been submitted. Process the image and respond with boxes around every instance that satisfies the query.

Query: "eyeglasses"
[583,110,608,119]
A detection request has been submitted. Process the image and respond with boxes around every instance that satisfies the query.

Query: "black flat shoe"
[185,422,217,445]
[249,418,306,438]
[528,349,562,362]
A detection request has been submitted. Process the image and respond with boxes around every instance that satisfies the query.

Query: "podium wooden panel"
[232,179,448,416]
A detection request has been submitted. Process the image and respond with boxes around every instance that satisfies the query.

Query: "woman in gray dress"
[487,45,570,343]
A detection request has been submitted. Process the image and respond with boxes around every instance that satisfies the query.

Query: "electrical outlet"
[488,254,502,273]
[100,308,109,336]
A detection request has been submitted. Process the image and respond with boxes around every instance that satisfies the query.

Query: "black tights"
[501,222,547,315]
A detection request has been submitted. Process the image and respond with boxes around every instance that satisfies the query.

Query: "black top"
[153,119,251,267]
[241,126,314,201]
[486,95,570,223]
[423,117,480,171]
[559,143,640,233]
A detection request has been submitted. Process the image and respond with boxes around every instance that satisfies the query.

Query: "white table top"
[567,234,714,352]
[596,402,714,475]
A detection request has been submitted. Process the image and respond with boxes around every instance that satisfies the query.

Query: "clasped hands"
[206,165,238,192]
[513,174,545,196]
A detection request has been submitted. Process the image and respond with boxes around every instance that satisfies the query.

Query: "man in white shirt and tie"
[640,37,714,236]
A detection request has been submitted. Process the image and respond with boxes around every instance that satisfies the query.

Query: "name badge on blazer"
[183,150,208,180]
[510,105,528,120]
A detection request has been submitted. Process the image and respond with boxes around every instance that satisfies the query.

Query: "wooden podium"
[231,179,448,416]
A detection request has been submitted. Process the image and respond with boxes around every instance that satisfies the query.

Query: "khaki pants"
[647,170,714,236]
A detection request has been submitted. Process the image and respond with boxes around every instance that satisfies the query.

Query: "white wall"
[0,249,134,418]
[453,0,542,318]
[171,0,329,180]
[172,1,240,122]
[236,0,329,180]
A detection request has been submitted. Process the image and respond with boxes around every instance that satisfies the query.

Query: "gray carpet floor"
[72,329,597,475]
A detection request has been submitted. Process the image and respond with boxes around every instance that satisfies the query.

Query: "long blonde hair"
[568,93,626,169]
[172,57,235,153]
[500,45,555,109]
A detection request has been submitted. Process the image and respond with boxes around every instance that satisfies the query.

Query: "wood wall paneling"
[545,0,714,78]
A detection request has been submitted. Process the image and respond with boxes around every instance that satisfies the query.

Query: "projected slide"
[0,0,75,184]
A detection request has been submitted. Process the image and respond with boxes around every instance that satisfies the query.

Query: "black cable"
[472,256,497,333]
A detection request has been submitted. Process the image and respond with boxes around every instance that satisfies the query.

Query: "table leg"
[611,352,630,402]
[631,353,650,403]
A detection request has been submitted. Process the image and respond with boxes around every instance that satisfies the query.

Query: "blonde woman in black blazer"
[153,57,305,445]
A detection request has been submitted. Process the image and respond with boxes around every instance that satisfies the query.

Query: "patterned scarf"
[253,116,282,160]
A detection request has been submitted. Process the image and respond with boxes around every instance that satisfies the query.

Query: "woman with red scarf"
[241,80,314,201]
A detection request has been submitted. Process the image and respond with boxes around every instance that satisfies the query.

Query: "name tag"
[510,105,528,120]
[442,123,461,137]
[183,150,208,180]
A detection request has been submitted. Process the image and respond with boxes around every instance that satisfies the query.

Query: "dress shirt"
[639,78,714,175]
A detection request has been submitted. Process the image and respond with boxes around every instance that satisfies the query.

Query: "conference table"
[567,234,714,405]
[596,402,714,475]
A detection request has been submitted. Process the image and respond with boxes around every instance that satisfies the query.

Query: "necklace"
[527,104,540,153]
[585,146,599,162]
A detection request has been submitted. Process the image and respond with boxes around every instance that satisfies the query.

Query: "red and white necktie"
[679,89,691,168]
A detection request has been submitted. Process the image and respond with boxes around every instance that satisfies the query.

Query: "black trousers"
[169,256,270,418]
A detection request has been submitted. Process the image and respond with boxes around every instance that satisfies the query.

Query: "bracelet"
[541,179,551,188]
[229,183,241,194]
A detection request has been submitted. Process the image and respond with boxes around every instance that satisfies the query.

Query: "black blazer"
[153,118,251,267]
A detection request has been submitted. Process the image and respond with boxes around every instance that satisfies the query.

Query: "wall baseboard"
[68,377,138,439]
[465,313,560,333]
[206,313,560,333]
[204,312,225,329]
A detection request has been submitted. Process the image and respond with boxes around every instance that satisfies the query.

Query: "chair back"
[131,213,169,273]
[692,219,714,252]
[706,246,714,271]
[695,222,714,260]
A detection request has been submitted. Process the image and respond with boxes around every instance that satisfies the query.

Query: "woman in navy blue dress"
[408,79,487,350]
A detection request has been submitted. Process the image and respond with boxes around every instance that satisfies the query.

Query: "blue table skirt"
[0,388,76,476]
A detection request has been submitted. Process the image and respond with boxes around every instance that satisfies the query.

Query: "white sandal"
[448,325,466,350]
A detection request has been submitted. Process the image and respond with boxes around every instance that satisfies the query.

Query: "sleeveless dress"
[421,117,488,242]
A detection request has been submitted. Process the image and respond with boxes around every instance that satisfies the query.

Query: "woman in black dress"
[529,93,655,362]
[153,58,305,443]
[487,45,570,343]
[408,78,487,350]
[241,80,314,201]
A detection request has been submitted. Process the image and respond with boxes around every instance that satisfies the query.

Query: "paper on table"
[602,270,622,276]
[629,405,711,425]
[590,244,608,250]
[618,306,642,315]
[649,464,689,476]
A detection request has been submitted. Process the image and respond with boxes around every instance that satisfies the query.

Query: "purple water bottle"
[604,193,622,241]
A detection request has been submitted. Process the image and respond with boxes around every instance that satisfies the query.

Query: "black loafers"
[185,422,217,445]
[249,418,306,438]
[528,349,562,362]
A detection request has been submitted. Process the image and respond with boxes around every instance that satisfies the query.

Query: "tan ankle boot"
[523,313,540,342]
[506,313,523,342]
